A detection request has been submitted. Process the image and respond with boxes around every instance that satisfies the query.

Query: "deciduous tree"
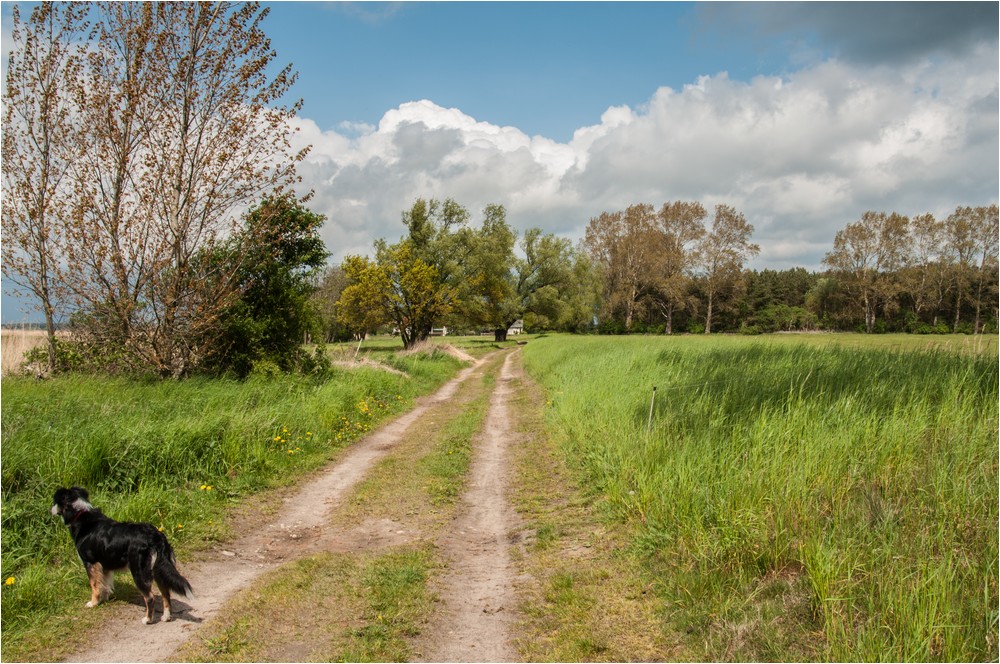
[695,204,760,334]
[584,204,658,330]
[61,1,308,376]
[823,211,909,333]
[454,204,518,339]
[312,265,351,343]
[649,201,705,334]
[1,2,88,372]
[338,243,455,350]
[945,205,999,333]
[63,2,161,357]
[205,194,328,377]
[902,213,948,327]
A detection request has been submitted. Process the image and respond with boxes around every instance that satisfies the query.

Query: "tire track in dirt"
[64,358,489,664]
[413,350,521,662]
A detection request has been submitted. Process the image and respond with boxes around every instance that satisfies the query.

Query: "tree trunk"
[38,251,58,373]
[494,328,508,342]
[705,291,713,334]
[953,291,962,332]
[42,295,57,374]
[664,301,674,335]
[863,291,875,333]
[974,270,985,334]
[401,327,414,350]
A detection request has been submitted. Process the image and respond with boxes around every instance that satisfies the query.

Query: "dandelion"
[4,577,15,586]
[157,526,165,532]
[200,484,213,491]
[176,524,184,530]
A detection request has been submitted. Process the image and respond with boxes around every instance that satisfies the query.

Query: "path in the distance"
[66,357,490,664]
[413,350,521,662]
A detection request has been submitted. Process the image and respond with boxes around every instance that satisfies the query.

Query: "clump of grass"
[0,348,462,661]
[177,549,434,662]
[523,334,998,661]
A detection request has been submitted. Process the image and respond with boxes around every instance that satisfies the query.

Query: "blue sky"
[265,2,783,141]
[266,1,996,139]
[2,1,998,323]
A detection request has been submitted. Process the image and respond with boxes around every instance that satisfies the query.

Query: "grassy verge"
[521,333,998,661]
[0,347,463,661]
[508,351,680,661]
[175,352,504,662]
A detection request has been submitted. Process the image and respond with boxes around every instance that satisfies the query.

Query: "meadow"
[0,342,466,658]
[521,333,998,661]
[1,328,58,376]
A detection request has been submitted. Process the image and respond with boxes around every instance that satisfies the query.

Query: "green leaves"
[339,243,455,349]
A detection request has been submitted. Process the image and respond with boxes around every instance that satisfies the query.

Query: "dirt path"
[65,359,489,664]
[412,350,521,662]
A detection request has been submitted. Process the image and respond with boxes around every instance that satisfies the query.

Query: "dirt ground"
[63,351,524,663]
[411,351,521,662]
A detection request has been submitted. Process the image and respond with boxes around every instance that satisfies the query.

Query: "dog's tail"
[153,542,194,601]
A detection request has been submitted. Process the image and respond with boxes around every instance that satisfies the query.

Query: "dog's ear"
[71,487,89,501]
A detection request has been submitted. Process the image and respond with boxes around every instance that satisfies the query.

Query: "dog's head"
[51,487,94,523]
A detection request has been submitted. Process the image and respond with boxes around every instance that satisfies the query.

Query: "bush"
[21,338,84,374]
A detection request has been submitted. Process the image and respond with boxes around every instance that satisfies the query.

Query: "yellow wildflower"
[4,577,15,586]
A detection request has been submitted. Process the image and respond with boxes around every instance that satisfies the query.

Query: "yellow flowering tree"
[337,242,455,349]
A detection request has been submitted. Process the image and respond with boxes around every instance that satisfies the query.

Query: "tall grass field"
[0,346,463,660]
[1,329,58,376]
[522,334,998,661]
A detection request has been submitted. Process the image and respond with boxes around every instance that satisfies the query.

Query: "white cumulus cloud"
[290,48,998,271]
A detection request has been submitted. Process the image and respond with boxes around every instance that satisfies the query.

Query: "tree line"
[577,202,997,335]
[314,199,997,347]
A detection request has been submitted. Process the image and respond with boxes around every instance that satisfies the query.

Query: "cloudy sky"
[267,1,998,269]
[2,1,998,321]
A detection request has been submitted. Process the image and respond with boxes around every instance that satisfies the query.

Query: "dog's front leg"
[85,563,106,608]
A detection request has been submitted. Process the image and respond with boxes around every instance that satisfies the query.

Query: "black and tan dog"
[51,487,194,624]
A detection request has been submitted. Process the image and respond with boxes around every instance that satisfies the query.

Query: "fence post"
[647,385,657,433]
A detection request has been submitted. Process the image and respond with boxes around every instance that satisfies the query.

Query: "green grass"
[0,347,463,661]
[522,333,998,661]
[177,548,434,662]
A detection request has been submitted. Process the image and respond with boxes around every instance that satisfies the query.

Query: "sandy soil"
[62,350,525,663]
[411,350,521,662]
[64,359,488,663]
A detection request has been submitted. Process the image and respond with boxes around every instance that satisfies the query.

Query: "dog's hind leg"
[156,582,173,622]
[129,553,156,624]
